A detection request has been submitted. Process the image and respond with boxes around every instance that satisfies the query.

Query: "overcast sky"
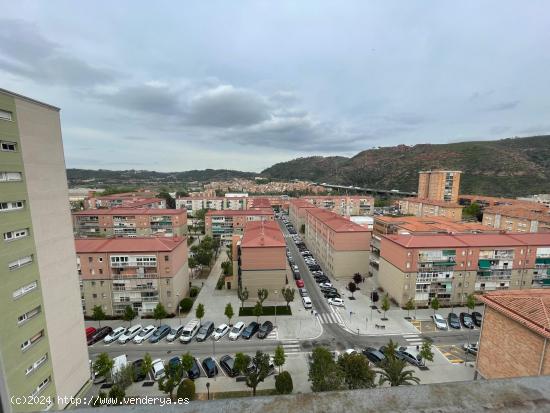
[2,1,549,172]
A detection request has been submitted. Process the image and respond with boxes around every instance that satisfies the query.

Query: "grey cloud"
[99,85,180,115]
[484,100,520,112]
[0,19,117,86]
[489,125,511,134]
[382,113,427,126]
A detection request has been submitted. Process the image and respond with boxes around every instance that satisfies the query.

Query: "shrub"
[179,298,193,313]
[189,286,200,298]
[216,276,224,290]
[176,378,196,401]
[275,371,293,394]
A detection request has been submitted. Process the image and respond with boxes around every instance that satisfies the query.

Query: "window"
[18,306,41,325]
[98,257,103,262]
[8,255,33,270]
[91,281,95,286]
[31,376,51,398]
[25,354,48,376]
[102,293,106,299]
[1,140,17,151]
[164,255,169,261]
[100,280,104,286]
[88,257,93,263]
[13,281,38,299]
[0,172,22,182]
[0,200,24,212]
[4,228,29,242]
[92,294,97,298]
[99,269,103,275]
[21,330,44,352]
[0,110,12,121]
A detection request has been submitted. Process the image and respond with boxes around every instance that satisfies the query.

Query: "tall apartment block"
[76,237,188,316]
[72,208,187,237]
[417,170,461,203]
[0,89,89,411]
[205,209,274,238]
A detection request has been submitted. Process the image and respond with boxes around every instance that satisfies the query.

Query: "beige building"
[398,198,463,221]
[482,206,550,233]
[418,170,462,203]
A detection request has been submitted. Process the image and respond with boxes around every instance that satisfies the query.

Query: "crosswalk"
[265,328,278,340]
[402,333,424,347]
[317,306,345,325]
[282,340,302,353]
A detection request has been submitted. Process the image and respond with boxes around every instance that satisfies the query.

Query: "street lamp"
[176,293,181,324]
[206,382,210,400]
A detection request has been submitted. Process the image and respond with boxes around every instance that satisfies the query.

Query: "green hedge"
[239,305,292,316]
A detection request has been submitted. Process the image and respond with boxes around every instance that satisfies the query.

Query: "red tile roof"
[250,198,272,208]
[241,221,285,248]
[484,205,550,223]
[206,209,273,217]
[306,208,370,233]
[401,197,462,208]
[73,208,185,216]
[375,216,495,234]
[75,236,185,253]
[290,199,317,208]
[478,289,550,339]
[385,233,468,248]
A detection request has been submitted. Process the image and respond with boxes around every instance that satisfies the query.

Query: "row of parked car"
[431,311,483,330]
[86,319,276,346]
[312,346,423,368]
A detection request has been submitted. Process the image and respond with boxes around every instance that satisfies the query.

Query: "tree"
[419,339,434,365]
[93,353,114,380]
[179,298,193,313]
[353,273,363,285]
[235,351,271,396]
[188,256,198,275]
[275,371,293,394]
[379,358,420,387]
[308,347,344,392]
[159,358,184,400]
[430,297,440,315]
[381,339,399,361]
[282,287,295,309]
[181,352,194,373]
[257,288,269,305]
[157,191,175,209]
[122,305,137,327]
[176,378,195,401]
[337,353,376,390]
[462,203,482,221]
[253,301,263,322]
[92,305,106,327]
[381,293,390,319]
[195,303,205,324]
[142,353,153,380]
[404,298,415,318]
[112,364,134,390]
[153,303,168,325]
[273,344,286,374]
[176,190,189,197]
[348,282,357,298]
[238,286,249,308]
[466,294,476,314]
[234,352,250,376]
[224,303,234,326]
[108,385,125,405]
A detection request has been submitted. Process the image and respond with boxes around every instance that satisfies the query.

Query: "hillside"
[262,135,550,197]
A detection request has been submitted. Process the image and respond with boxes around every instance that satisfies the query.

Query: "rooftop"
[206,209,273,217]
[401,197,462,208]
[241,221,285,248]
[306,208,370,233]
[375,215,494,234]
[0,87,60,111]
[478,289,550,339]
[249,198,272,208]
[73,208,185,216]
[485,205,550,223]
[289,199,317,208]
[75,236,185,253]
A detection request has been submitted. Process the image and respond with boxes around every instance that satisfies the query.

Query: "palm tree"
[379,358,420,387]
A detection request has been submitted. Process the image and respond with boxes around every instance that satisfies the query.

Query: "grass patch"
[209,389,277,400]
[238,305,292,316]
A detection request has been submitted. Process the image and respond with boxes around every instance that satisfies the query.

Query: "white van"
[179,319,201,343]
[302,296,312,309]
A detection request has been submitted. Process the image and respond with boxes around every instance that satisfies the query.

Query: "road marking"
[403,334,419,338]
[265,328,278,340]
[214,359,227,377]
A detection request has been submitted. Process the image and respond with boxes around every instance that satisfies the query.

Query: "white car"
[166,325,185,342]
[133,325,157,344]
[212,323,230,340]
[152,359,165,381]
[228,321,245,340]
[344,348,357,356]
[319,282,333,288]
[432,314,448,330]
[328,298,344,307]
[118,324,142,344]
[103,327,127,344]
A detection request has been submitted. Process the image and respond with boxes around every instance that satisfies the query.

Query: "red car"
[85,327,97,341]
[295,279,304,288]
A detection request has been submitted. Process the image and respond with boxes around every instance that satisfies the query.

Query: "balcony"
[112,285,158,292]
[111,261,157,268]
[112,272,158,279]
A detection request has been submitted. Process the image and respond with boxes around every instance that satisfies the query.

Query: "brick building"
[418,170,462,203]
[301,195,374,216]
[205,209,274,239]
[398,197,463,221]
[476,289,550,379]
[482,205,550,233]
[84,191,165,210]
[288,199,317,232]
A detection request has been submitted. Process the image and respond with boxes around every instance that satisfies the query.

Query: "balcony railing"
[112,273,158,279]
[111,262,157,268]
[112,285,158,292]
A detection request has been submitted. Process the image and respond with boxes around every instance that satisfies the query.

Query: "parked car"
[187,358,201,380]
[168,356,181,370]
[86,327,97,342]
[292,265,299,273]
[229,321,246,340]
[241,322,260,339]
[219,355,238,377]
[328,298,344,307]
[212,323,230,340]
[299,288,308,297]
[432,313,448,330]
[472,311,483,327]
[118,324,142,344]
[152,359,165,381]
[133,325,156,344]
[302,296,313,309]
[202,357,219,378]
[104,327,127,344]
[460,312,475,329]
[319,282,333,288]
[296,279,305,288]
[257,321,274,339]
[447,313,461,329]
[88,326,112,345]
[149,325,171,343]
[166,325,185,342]
[196,321,215,342]
[362,347,386,365]
[180,319,201,343]
[324,292,341,299]
[293,272,301,281]
[132,359,146,382]
[320,286,337,293]
[463,342,478,356]
[397,347,423,367]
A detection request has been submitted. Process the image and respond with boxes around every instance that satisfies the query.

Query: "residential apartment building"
[231,221,288,300]
[476,289,550,379]
[0,89,89,411]
[459,194,535,209]
[304,208,371,281]
[72,208,187,237]
[205,209,274,239]
[377,232,550,307]
[175,196,246,216]
[289,199,317,232]
[418,170,462,203]
[302,195,374,216]
[398,197,463,221]
[517,194,550,208]
[84,191,165,210]
[482,206,550,233]
[76,237,188,317]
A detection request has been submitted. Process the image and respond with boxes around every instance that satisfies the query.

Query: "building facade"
[398,198,463,221]
[84,191,165,210]
[482,206,550,233]
[76,237,188,317]
[288,199,317,232]
[476,289,550,379]
[417,170,462,203]
[304,208,371,281]
[302,195,374,216]
[0,89,89,412]
[377,233,550,307]
[205,209,274,239]
[72,208,187,237]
